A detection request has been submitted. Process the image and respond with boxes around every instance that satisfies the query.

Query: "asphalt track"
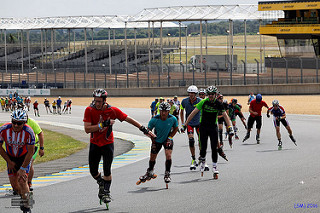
[0,105,319,213]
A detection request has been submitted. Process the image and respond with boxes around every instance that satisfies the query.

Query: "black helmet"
[93,89,108,99]
[158,102,171,111]
[232,98,237,104]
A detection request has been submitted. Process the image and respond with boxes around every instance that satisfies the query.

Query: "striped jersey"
[0,123,35,157]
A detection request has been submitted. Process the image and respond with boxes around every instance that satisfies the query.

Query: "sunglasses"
[12,120,24,126]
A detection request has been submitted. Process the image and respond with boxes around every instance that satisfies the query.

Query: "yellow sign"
[260,25,320,34]
[259,2,320,11]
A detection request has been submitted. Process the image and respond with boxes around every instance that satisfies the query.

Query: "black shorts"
[8,154,30,176]
[247,116,262,129]
[151,142,173,154]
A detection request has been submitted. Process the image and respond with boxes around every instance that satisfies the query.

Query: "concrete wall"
[50,83,320,97]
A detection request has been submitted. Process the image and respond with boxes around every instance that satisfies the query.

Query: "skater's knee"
[189,137,195,148]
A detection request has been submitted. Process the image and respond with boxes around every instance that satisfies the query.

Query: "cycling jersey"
[196,98,225,126]
[249,99,268,118]
[180,97,201,126]
[268,105,286,117]
[0,123,35,157]
[148,114,178,143]
[27,118,42,144]
[228,103,241,119]
[83,104,128,146]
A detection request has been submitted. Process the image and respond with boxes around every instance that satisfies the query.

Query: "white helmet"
[272,99,279,106]
[187,85,198,93]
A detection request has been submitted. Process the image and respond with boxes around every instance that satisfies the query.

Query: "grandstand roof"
[0,5,284,30]
[133,5,284,22]
[0,15,180,30]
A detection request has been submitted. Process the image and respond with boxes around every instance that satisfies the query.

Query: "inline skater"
[16,104,45,191]
[44,98,52,114]
[243,94,269,144]
[248,92,255,105]
[198,88,206,99]
[267,100,297,150]
[56,97,62,115]
[150,98,158,118]
[233,99,247,130]
[33,100,40,117]
[155,97,165,115]
[0,109,35,213]
[180,85,206,170]
[67,99,72,114]
[83,89,155,205]
[184,86,233,179]
[228,99,241,141]
[52,100,57,114]
[137,102,178,188]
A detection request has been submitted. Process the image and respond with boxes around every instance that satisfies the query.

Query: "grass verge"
[0,128,88,172]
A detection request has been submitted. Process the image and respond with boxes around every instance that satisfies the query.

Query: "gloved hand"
[217,147,228,161]
[180,124,187,133]
[227,126,234,136]
[101,119,111,127]
[166,137,173,148]
[266,114,270,118]
[139,125,149,135]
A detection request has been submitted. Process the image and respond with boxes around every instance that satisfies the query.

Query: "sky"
[0,0,262,18]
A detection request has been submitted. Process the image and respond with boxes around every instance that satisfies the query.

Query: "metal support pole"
[179,22,182,74]
[4,30,7,73]
[205,20,208,56]
[284,58,288,84]
[84,28,88,74]
[152,22,155,61]
[134,28,139,87]
[51,29,54,72]
[91,28,94,45]
[200,20,203,73]
[45,29,47,64]
[74,70,76,89]
[259,19,262,74]
[148,22,151,87]
[68,29,71,54]
[160,21,164,81]
[124,22,129,88]
[185,26,188,79]
[108,28,112,75]
[299,57,303,83]
[244,19,247,79]
[21,30,24,74]
[215,62,220,85]
[230,20,234,85]
[242,60,246,85]
[73,30,76,52]
[254,59,259,85]
[27,30,31,83]
[113,29,115,45]
[271,59,274,84]
[40,29,44,70]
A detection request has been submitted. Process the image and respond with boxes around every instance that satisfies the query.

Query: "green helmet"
[206,86,218,94]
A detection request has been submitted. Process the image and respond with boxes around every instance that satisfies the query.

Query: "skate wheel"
[166,183,168,189]
[214,174,219,179]
[201,172,204,177]
[136,180,141,185]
